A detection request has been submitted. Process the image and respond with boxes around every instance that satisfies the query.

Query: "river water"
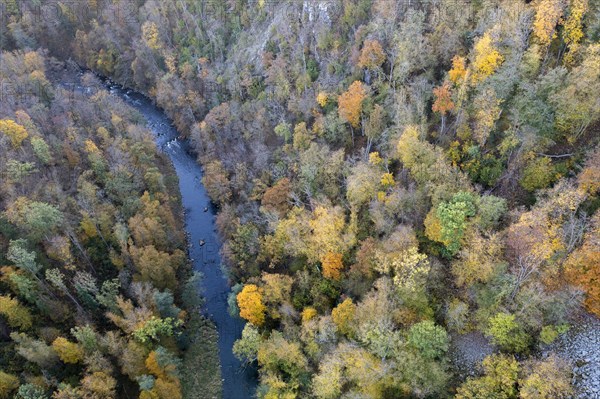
[103,79,257,398]
[63,68,600,399]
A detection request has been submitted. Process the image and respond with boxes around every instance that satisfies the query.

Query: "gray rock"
[542,313,600,399]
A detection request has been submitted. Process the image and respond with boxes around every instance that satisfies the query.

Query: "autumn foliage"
[0,295,32,330]
[564,213,600,316]
[316,92,328,107]
[0,50,195,398]
[358,39,386,70]
[262,178,291,215]
[237,284,266,326]
[471,33,504,83]
[448,55,467,84]
[432,82,455,116]
[0,372,19,398]
[331,298,356,336]
[52,337,84,364]
[533,0,566,46]
[2,1,600,397]
[338,81,368,128]
[0,119,28,148]
[563,0,588,63]
[321,252,344,280]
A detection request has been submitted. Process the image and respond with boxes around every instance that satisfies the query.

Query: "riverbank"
[182,316,223,399]
[100,73,258,398]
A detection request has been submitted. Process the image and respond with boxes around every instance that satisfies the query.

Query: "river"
[65,69,599,399]
[102,78,258,398]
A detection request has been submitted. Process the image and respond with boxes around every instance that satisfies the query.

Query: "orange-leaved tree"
[338,81,368,128]
[564,213,599,316]
[432,82,455,134]
[358,39,385,70]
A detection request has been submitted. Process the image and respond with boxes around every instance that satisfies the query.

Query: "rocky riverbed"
[450,314,600,398]
[449,331,494,381]
[543,314,600,399]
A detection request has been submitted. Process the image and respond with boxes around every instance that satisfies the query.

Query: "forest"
[1,0,599,398]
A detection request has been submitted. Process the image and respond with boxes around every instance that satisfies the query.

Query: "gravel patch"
[450,314,600,399]
[543,314,600,399]
[449,331,494,380]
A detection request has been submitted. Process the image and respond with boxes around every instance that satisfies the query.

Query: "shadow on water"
[94,75,258,398]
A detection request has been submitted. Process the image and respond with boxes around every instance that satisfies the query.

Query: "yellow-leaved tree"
[448,55,467,84]
[471,33,504,83]
[143,349,183,399]
[563,0,588,64]
[0,295,32,330]
[375,246,430,292]
[0,371,19,399]
[301,307,318,323]
[321,252,344,280]
[52,337,84,364]
[142,21,161,50]
[308,206,354,263]
[0,119,28,148]
[331,298,356,336]
[533,0,566,47]
[316,92,328,107]
[237,284,266,326]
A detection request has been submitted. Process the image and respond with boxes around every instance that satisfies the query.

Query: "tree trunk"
[440,115,446,136]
